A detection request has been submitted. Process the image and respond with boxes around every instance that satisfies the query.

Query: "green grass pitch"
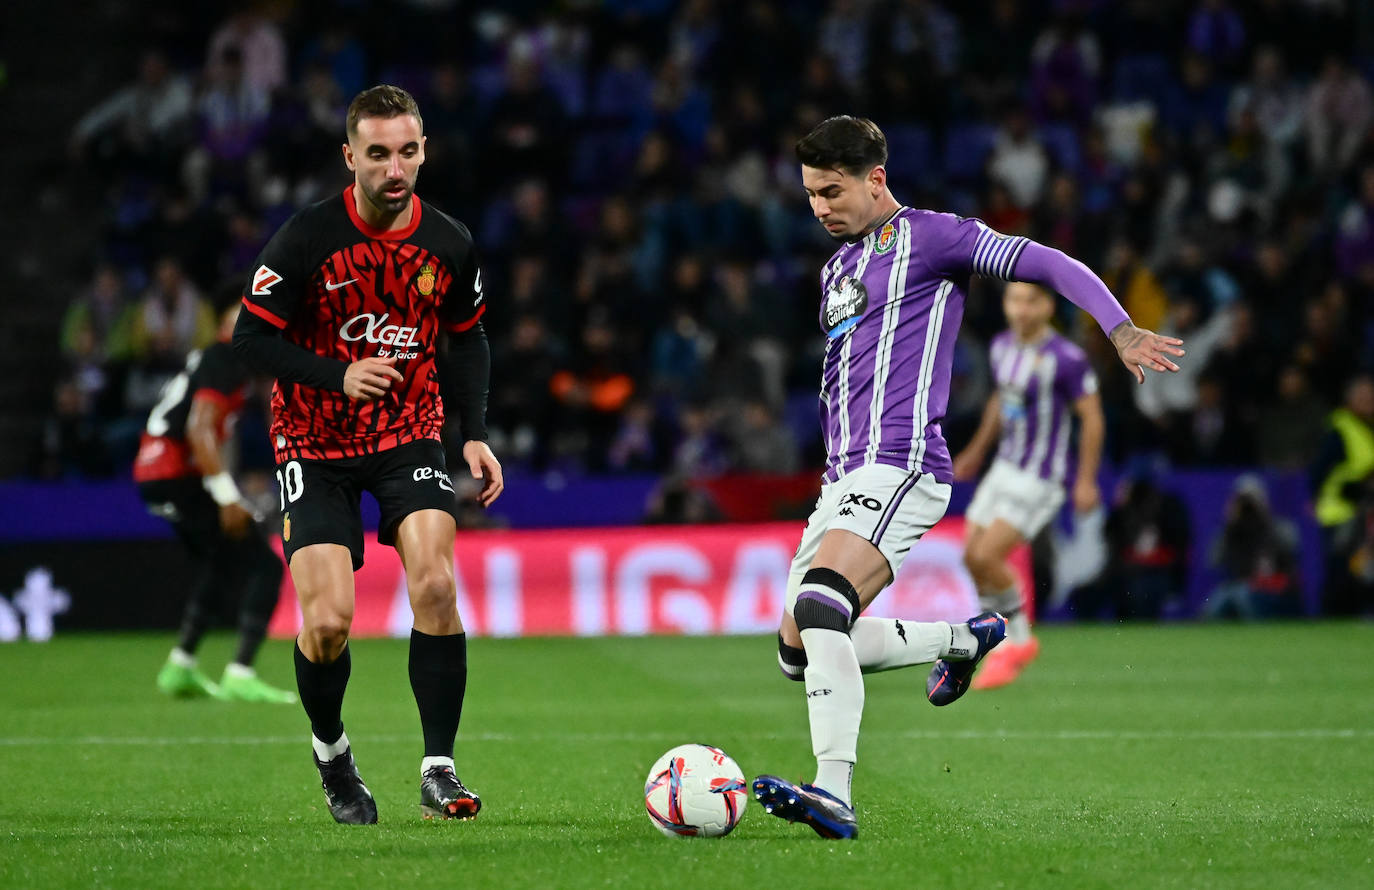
[2,624,1371,889]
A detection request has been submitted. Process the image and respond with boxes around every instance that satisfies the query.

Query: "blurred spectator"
[549,308,636,470]
[1070,466,1191,620]
[1029,13,1100,125]
[988,107,1049,209]
[1228,46,1305,197]
[186,46,272,201]
[68,49,191,174]
[1306,55,1374,181]
[817,0,872,92]
[1311,374,1374,615]
[59,264,134,366]
[1185,0,1247,76]
[482,49,567,190]
[1203,475,1302,619]
[1133,300,1235,451]
[298,24,368,98]
[128,257,215,369]
[207,6,288,95]
[488,312,561,469]
[726,399,800,474]
[34,379,110,479]
[1101,238,1168,334]
[1257,365,1329,470]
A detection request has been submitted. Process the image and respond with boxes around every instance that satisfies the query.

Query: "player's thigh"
[367,439,461,550]
[289,543,357,643]
[276,455,366,571]
[969,518,1026,567]
[784,464,952,627]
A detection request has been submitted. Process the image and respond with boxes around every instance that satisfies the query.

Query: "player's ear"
[869,165,887,196]
[342,142,356,172]
[417,135,426,165]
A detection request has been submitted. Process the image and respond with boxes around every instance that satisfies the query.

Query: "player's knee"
[407,567,456,621]
[301,611,351,658]
[777,633,807,682]
[963,546,993,582]
[792,567,861,635]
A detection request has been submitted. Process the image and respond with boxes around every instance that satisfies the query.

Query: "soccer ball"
[643,743,748,838]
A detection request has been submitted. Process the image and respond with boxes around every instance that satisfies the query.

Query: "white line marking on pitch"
[0,728,1369,747]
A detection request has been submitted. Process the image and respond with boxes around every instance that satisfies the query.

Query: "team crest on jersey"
[416,263,436,296]
[874,222,897,254]
[822,275,869,339]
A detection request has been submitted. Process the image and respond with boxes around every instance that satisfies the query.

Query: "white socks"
[981,583,1031,644]
[224,663,255,680]
[850,616,951,670]
[169,647,196,668]
[421,755,454,777]
[312,730,350,761]
[1005,611,1032,645]
[800,627,863,807]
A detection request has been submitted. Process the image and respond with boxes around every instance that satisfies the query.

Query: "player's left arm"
[1010,241,1185,384]
[441,232,502,507]
[1072,390,1105,514]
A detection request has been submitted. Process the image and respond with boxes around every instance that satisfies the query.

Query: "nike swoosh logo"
[438,478,454,493]
[324,278,358,291]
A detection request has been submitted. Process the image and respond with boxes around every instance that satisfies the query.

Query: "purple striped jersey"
[990,329,1097,484]
[817,208,1030,484]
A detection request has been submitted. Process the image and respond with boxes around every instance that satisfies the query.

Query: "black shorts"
[137,476,279,567]
[275,438,459,570]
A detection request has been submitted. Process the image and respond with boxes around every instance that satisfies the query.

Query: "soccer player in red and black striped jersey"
[233,85,503,825]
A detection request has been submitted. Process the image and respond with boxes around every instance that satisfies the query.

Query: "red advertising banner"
[267,519,1031,638]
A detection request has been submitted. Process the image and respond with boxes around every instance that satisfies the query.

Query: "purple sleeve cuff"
[1011,241,1130,336]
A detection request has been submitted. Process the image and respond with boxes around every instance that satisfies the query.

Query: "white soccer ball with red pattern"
[643,743,748,838]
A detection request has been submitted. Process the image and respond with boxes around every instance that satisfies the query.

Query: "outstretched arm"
[1014,241,1185,384]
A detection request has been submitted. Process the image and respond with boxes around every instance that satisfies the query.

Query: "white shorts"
[964,459,1065,539]
[785,463,952,615]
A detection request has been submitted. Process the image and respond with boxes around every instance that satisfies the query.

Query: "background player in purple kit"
[752,116,1185,839]
[952,282,1106,690]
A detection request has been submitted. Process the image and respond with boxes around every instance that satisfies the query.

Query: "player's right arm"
[920,213,1185,384]
[231,216,402,401]
[952,392,1001,481]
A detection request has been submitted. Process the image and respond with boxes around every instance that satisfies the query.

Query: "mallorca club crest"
[416,263,436,296]
[874,221,897,254]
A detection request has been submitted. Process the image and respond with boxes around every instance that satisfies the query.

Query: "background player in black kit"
[233,85,503,825]
[135,301,293,704]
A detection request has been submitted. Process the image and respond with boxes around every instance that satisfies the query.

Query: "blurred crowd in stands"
[39,1,1374,614]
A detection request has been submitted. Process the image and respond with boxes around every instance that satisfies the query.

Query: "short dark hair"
[346,84,423,138]
[795,115,888,176]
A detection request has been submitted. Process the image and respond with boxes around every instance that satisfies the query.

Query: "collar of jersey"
[344,184,422,240]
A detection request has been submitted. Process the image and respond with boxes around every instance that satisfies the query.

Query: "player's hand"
[952,451,980,481]
[1109,322,1185,384]
[462,440,504,507]
[219,502,254,538]
[343,356,404,401]
[1072,477,1100,514]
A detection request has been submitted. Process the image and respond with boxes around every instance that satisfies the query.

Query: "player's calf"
[777,632,806,682]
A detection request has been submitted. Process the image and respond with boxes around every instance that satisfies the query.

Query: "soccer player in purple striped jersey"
[752,116,1185,839]
[952,282,1106,690]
